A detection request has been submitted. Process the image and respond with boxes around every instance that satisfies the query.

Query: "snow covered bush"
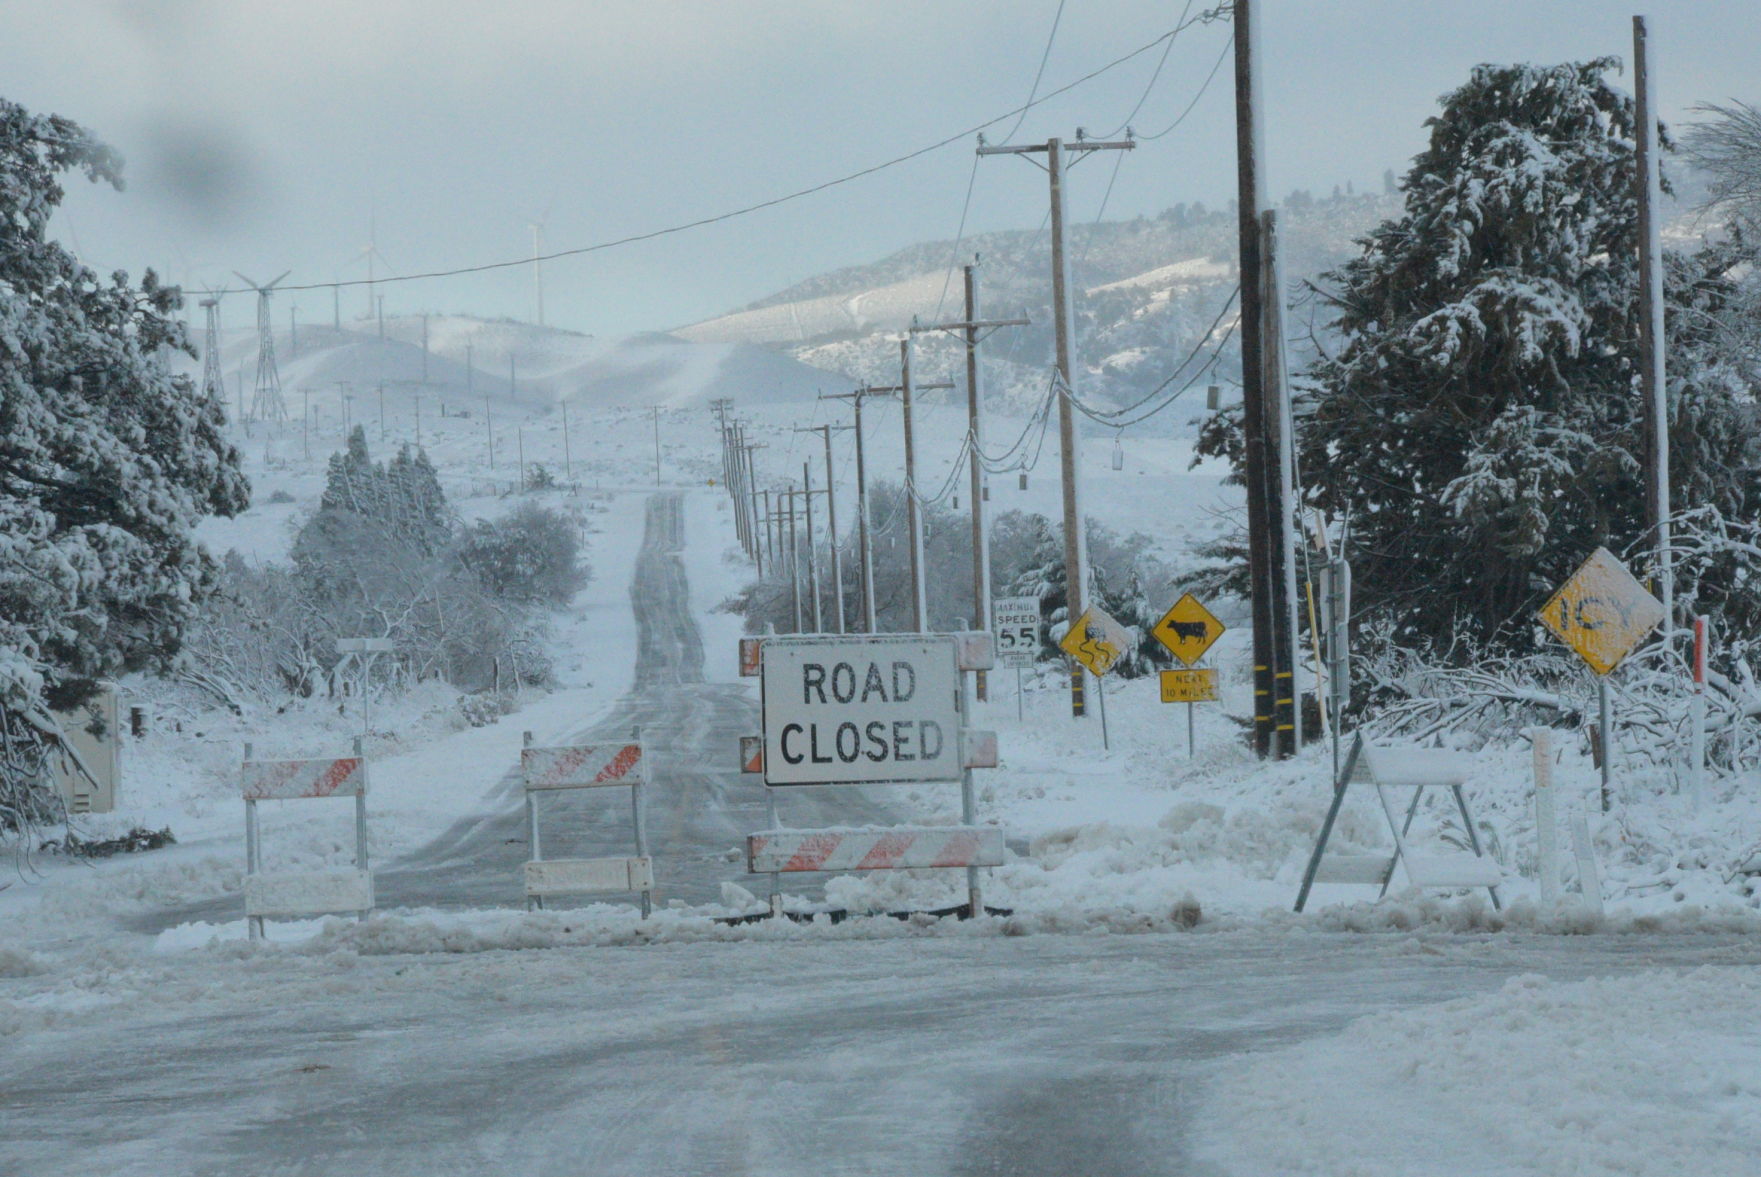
[0,99,246,832]
[458,499,589,605]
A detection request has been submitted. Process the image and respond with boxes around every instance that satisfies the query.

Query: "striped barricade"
[240,738,373,940]
[748,827,1006,874]
[521,732,652,916]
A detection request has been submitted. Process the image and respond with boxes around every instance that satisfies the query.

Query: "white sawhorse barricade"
[740,631,1005,919]
[1295,733,1503,912]
[521,731,653,917]
[241,738,373,940]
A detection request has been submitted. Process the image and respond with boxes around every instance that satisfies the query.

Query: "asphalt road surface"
[7,929,1757,1176]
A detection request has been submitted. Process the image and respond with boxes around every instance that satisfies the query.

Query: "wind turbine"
[233,270,291,423]
[343,213,395,323]
[518,197,554,328]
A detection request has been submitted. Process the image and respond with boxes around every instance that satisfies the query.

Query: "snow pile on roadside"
[1192,966,1761,1176]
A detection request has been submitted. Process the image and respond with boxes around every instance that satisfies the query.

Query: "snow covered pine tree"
[0,99,247,833]
[1243,60,1758,655]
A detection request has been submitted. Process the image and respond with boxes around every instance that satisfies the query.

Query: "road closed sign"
[760,635,962,786]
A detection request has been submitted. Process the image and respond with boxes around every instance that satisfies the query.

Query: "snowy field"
[5,319,1761,1174]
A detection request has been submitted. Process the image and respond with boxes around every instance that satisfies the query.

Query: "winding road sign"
[1059,605,1131,676]
[1153,593,1224,666]
[1538,547,1664,675]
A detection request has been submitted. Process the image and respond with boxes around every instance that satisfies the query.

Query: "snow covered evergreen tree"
[1285,61,1757,652]
[1,99,246,828]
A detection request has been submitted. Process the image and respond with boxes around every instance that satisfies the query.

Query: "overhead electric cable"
[999,0,1069,144]
[1092,0,1194,139]
[274,24,1201,297]
[1138,31,1234,141]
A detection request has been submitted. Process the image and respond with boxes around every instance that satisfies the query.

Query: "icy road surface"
[4,931,1756,1175]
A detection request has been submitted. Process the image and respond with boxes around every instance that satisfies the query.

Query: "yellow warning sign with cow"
[1538,547,1664,676]
[1059,605,1131,677]
[1152,593,1224,667]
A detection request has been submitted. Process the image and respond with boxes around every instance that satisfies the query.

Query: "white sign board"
[761,635,962,786]
[992,596,1041,670]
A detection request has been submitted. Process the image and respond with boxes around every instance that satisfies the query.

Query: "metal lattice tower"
[234,270,291,422]
[199,296,227,407]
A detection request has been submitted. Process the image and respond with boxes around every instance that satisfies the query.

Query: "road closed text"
[761,639,962,785]
[779,661,946,768]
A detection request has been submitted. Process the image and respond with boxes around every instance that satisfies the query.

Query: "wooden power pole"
[979,132,1134,716]
[912,262,1030,695]
[1232,0,1293,758]
[1635,14,1672,632]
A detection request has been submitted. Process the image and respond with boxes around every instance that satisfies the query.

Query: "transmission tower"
[234,270,291,422]
[199,294,227,407]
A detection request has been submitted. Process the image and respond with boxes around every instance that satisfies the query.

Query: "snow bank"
[1193,966,1761,1176]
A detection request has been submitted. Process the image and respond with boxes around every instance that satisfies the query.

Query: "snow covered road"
[5,929,1756,1175]
[138,491,895,926]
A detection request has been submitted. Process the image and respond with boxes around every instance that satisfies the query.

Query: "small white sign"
[761,635,962,786]
[991,596,1041,670]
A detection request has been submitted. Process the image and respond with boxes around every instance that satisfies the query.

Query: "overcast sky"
[4,1,1755,337]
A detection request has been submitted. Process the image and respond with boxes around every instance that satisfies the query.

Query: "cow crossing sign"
[1153,593,1224,666]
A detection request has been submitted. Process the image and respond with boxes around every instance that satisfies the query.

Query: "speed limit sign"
[992,596,1041,670]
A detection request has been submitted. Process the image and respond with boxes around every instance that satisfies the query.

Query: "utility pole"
[301,387,310,459]
[743,436,767,575]
[377,294,385,341]
[466,342,474,401]
[1228,0,1285,759]
[803,460,823,632]
[761,488,775,570]
[824,374,951,633]
[821,388,879,632]
[979,131,1134,715]
[900,337,929,633]
[912,261,1030,692]
[1263,209,1301,754]
[518,427,526,491]
[562,403,572,480]
[421,313,430,383]
[485,390,494,470]
[289,305,298,357]
[1635,14,1672,633]
[785,484,802,631]
[797,424,853,633]
[653,406,662,486]
[378,380,386,441]
[509,354,516,401]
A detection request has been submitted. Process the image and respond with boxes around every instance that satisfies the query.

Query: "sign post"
[1059,604,1131,749]
[1538,547,1665,812]
[1153,594,1226,759]
[750,632,1002,917]
[992,595,1040,723]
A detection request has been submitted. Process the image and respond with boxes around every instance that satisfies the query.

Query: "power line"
[1092,0,1195,139]
[275,23,1198,297]
[1064,290,1241,429]
[999,0,1069,145]
[1138,30,1234,141]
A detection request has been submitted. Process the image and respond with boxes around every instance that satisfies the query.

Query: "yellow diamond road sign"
[1152,593,1225,667]
[1538,547,1664,676]
[1059,605,1131,677]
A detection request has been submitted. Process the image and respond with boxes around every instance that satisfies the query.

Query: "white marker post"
[1690,615,1708,811]
[1532,728,1559,907]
